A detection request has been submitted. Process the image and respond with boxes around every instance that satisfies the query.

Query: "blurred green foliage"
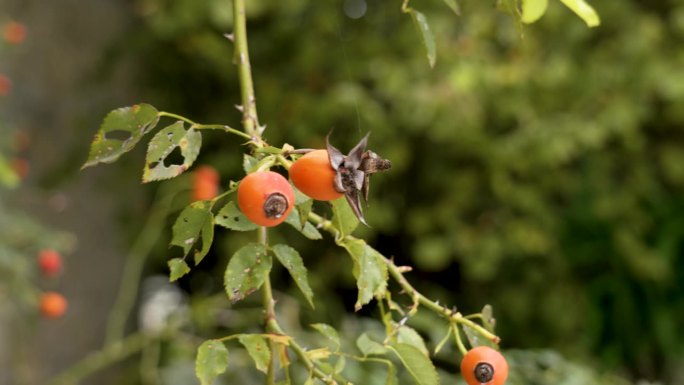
[88,0,684,383]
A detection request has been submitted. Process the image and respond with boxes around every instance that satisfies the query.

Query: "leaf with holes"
[407,9,436,68]
[171,201,214,265]
[331,198,359,238]
[224,243,271,303]
[168,258,191,282]
[521,0,548,23]
[285,207,322,240]
[216,201,259,231]
[560,0,600,27]
[142,121,201,182]
[272,244,314,308]
[239,334,270,374]
[83,104,159,168]
[195,340,228,385]
[388,342,439,385]
[339,238,388,311]
[311,323,340,350]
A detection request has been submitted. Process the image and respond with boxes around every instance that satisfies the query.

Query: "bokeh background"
[1,0,683,384]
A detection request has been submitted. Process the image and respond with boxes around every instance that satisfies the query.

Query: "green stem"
[193,124,253,140]
[104,185,176,345]
[232,0,261,141]
[158,111,197,124]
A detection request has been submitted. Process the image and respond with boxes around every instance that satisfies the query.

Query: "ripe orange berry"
[0,74,11,96]
[289,149,343,201]
[38,249,62,277]
[192,165,220,201]
[40,292,67,319]
[237,171,294,227]
[460,346,509,385]
[3,21,27,44]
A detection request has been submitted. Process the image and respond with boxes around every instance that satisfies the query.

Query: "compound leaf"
[83,104,159,168]
[272,244,314,308]
[216,201,259,231]
[239,334,270,374]
[171,201,214,265]
[195,340,228,385]
[339,238,388,311]
[224,243,271,303]
[388,342,439,385]
[143,121,202,182]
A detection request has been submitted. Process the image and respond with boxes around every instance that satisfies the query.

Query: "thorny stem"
[233,0,261,142]
[229,1,350,383]
[307,212,501,346]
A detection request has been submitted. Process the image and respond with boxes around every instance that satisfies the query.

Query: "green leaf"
[216,201,259,231]
[441,0,460,15]
[272,244,314,308]
[83,104,159,168]
[339,238,388,311]
[311,323,340,350]
[171,201,215,265]
[481,304,497,332]
[521,0,548,23]
[334,356,346,374]
[356,333,387,356]
[408,9,437,68]
[243,154,258,174]
[397,326,429,357]
[224,243,272,302]
[143,121,202,182]
[238,334,271,374]
[297,199,313,227]
[560,0,600,27]
[195,340,228,385]
[168,258,191,282]
[331,198,359,238]
[461,322,497,349]
[285,207,322,240]
[388,343,439,385]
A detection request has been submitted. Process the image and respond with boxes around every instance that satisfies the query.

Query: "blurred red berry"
[38,249,62,277]
[3,21,27,44]
[39,292,67,319]
[11,158,29,180]
[0,74,11,96]
[192,165,220,201]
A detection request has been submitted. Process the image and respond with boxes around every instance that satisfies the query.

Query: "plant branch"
[232,0,262,142]
[307,212,501,345]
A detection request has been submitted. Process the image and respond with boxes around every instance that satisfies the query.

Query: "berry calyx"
[38,249,62,277]
[40,292,67,319]
[237,171,294,227]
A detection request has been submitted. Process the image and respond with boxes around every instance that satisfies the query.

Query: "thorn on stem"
[235,104,244,112]
[396,265,413,273]
[224,33,235,42]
